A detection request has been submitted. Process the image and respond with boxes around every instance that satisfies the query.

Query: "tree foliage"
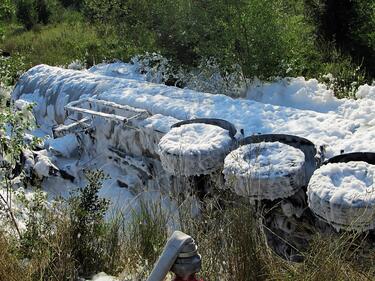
[2,0,374,86]
[0,0,15,22]
[305,0,375,77]
[83,0,316,79]
[15,0,52,30]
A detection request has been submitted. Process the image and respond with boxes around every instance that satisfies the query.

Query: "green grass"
[1,22,110,67]
[0,20,152,70]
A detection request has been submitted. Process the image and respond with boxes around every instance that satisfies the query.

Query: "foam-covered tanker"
[12,64,375,261]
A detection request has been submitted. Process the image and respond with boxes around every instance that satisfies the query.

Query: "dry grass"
[0,187,374,281]
[281,233,375,281]
[168,191,375,281]
[0,233,29,281]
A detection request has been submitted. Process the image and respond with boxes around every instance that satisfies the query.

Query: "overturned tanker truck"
[12,64,375,262]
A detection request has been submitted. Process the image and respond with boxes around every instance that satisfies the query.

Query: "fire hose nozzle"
[147,231,202,281]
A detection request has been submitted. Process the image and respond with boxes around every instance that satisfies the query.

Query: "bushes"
[2,0,373,95]
[80,0,322,80]
[0,232,28,281]
[14,0,61,30]
[82,0,374,87]
[59,0,82,9]
[15,0,36,30]
[228,1,286,78]
[68,170,109,277]
[0,169,374,280]
[35,0,50,25]
[84,0,291,78]
[0,54,26,86]
[16,192,78,281]
[0,168,117,280]
[320,52,366,98]
[0,109,114,279]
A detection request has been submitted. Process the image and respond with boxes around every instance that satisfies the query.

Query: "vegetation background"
[0,1,375,280]
[0,0,374,94]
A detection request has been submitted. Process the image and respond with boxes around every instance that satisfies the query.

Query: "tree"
[15,0,36,30]
[36,0,50,25]
[15,0,51,30]
[304,0,375,77]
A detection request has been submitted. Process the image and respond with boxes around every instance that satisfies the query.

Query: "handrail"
[64,97,149,123]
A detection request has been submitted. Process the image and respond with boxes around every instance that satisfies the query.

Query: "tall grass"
[0,188,374,281]
[128,194,375,281]
[1,22,111,67]
[0,20,150,69]
[0,232,29,281]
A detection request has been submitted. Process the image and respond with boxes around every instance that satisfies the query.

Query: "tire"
[240,134,318,185]
[307,161,375,232]
[158,120,236,176]
[223,141,306,200]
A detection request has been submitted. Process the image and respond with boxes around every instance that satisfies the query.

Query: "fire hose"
[147,231,203,281]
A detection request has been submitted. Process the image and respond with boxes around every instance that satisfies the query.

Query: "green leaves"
[0,54,26,86]
[0,102,36,170]
[68,169,110,276]
[0,0,15,22]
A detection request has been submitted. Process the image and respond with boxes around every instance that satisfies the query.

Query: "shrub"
[59,0,82,9]
[68,170,109,277]
[16,191,78,281]
[0,54,26,86]
[0,174,374,280]
[0,231,31,281]
[35,0,50,25]
[0,101,38,238]
[320,52,366,98]
[83,0,290,79]
[0,166,123,280]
